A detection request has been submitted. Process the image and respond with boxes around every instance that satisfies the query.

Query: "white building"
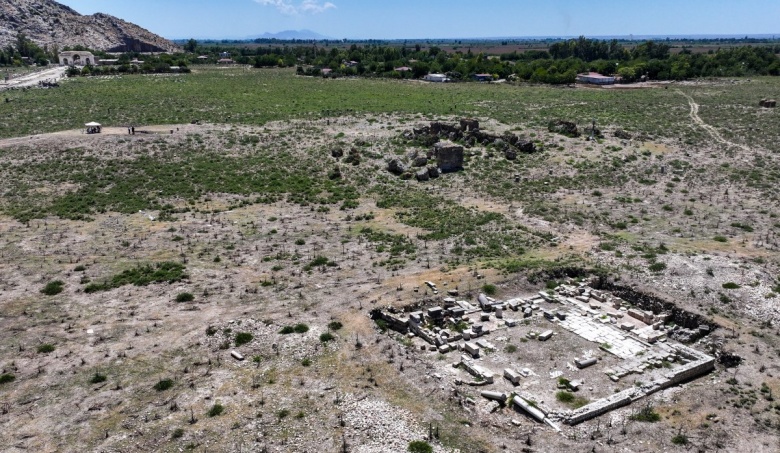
[424,73,450,83]
[59,51,97,66]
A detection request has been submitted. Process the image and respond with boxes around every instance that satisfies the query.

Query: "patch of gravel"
[341,394,456,453]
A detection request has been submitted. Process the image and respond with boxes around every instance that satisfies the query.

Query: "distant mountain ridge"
[254,29,332,40]
[0,0,179,52]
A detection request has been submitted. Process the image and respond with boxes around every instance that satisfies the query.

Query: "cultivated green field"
[3,67,777,148]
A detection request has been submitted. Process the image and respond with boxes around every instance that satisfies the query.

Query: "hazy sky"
[58,0,780,40]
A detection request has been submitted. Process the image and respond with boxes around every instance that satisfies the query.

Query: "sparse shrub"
[293,323,309,333]
[556,390,575,403]
[37,344,55,354]
[328,321,343,331]
[205,326,217,336]
[671,432,689,445]
[722,282,741,289]
[279,325,295,334]
[154,379,174,391]
[713,236,728,243]
[171,428,185,439]
[504,344,517,353]
[408,440,433,453]
[649,262,667,272]
[301,358,311,367]
[630,404,661,422]
[235,332,253,346]
[276,408,290,420]
[482,283,497,296]
[295,238,306,245]
[176,292,194,302]
[90,373,107,384]
[320,332,335,342]
[74,265,86,272]
[0,373,16,384]
[208,403,224,417]
[41,280,64,296]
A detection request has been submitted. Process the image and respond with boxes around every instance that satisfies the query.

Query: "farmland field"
[1,67,780,452]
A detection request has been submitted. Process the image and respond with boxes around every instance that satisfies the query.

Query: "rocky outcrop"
[433,141,464,173]
[548,120,580,137]
[0,0,179,53]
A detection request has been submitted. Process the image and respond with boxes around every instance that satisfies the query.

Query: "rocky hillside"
[0,0,179,53]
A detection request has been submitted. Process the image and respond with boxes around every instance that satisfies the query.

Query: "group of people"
[127,126,135,135]
[86,126,101,134]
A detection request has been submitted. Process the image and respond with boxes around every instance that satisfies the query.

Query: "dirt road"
[0,66,67,91]
[678,89,751,152]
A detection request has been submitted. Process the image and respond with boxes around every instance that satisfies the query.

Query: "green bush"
[74,265,86,272]
[671,433,689,445]
[320,332,335,342]
[713,236,728,243]
[328,321,343,331]
[279,325,295,334]
[408,440,433,453]
[37,343,55,354]
[171,428,185,439]
[235,332,253,346]
[293,323,309,333]
[276,408,290,420]
[208,403,224,417]
[648,262,667,272]
[722,282,741,289]
[90,373,107,384]
[176,292,194,302]
[84,262,186,293]
[205,326,217,336]
[301,358,311,367]
[154,378,174,391]
[629,405,661,422]
[41,280,64,296]
[0,373,16,384]
[482,283,497,296]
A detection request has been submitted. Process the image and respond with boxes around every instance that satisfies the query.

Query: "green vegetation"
[671,432,689,445]
[276,408,290,420]
[555,390,589,408]
[37,343,55,354]
[207,403,224,417]
[407,440,433,453]
[154,379,174,391]
[171,428,185,439]
[90,372,107,384]
[175,292,194,302]
[630,405,662,422]
[713,236,728,243]
[234,332,253,346]
[481,283,497,296]
[84,262,186,293]
[319,332,335,342]
[40,280,64,296]
[0,373,16,384]
[280,323,309,334]
[722,282,741,289]
[327,321,343,331]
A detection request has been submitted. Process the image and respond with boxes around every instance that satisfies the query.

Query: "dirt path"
[678,89,751,152]
[0,66,67,91]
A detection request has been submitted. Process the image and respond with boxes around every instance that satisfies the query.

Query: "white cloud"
[255,0,336,15]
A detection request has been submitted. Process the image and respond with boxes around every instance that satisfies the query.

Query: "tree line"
[185,36,780,84]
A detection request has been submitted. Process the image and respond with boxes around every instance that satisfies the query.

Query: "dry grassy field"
[0,68,779,452]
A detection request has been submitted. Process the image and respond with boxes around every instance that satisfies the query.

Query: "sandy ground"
[0,66,66,91]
